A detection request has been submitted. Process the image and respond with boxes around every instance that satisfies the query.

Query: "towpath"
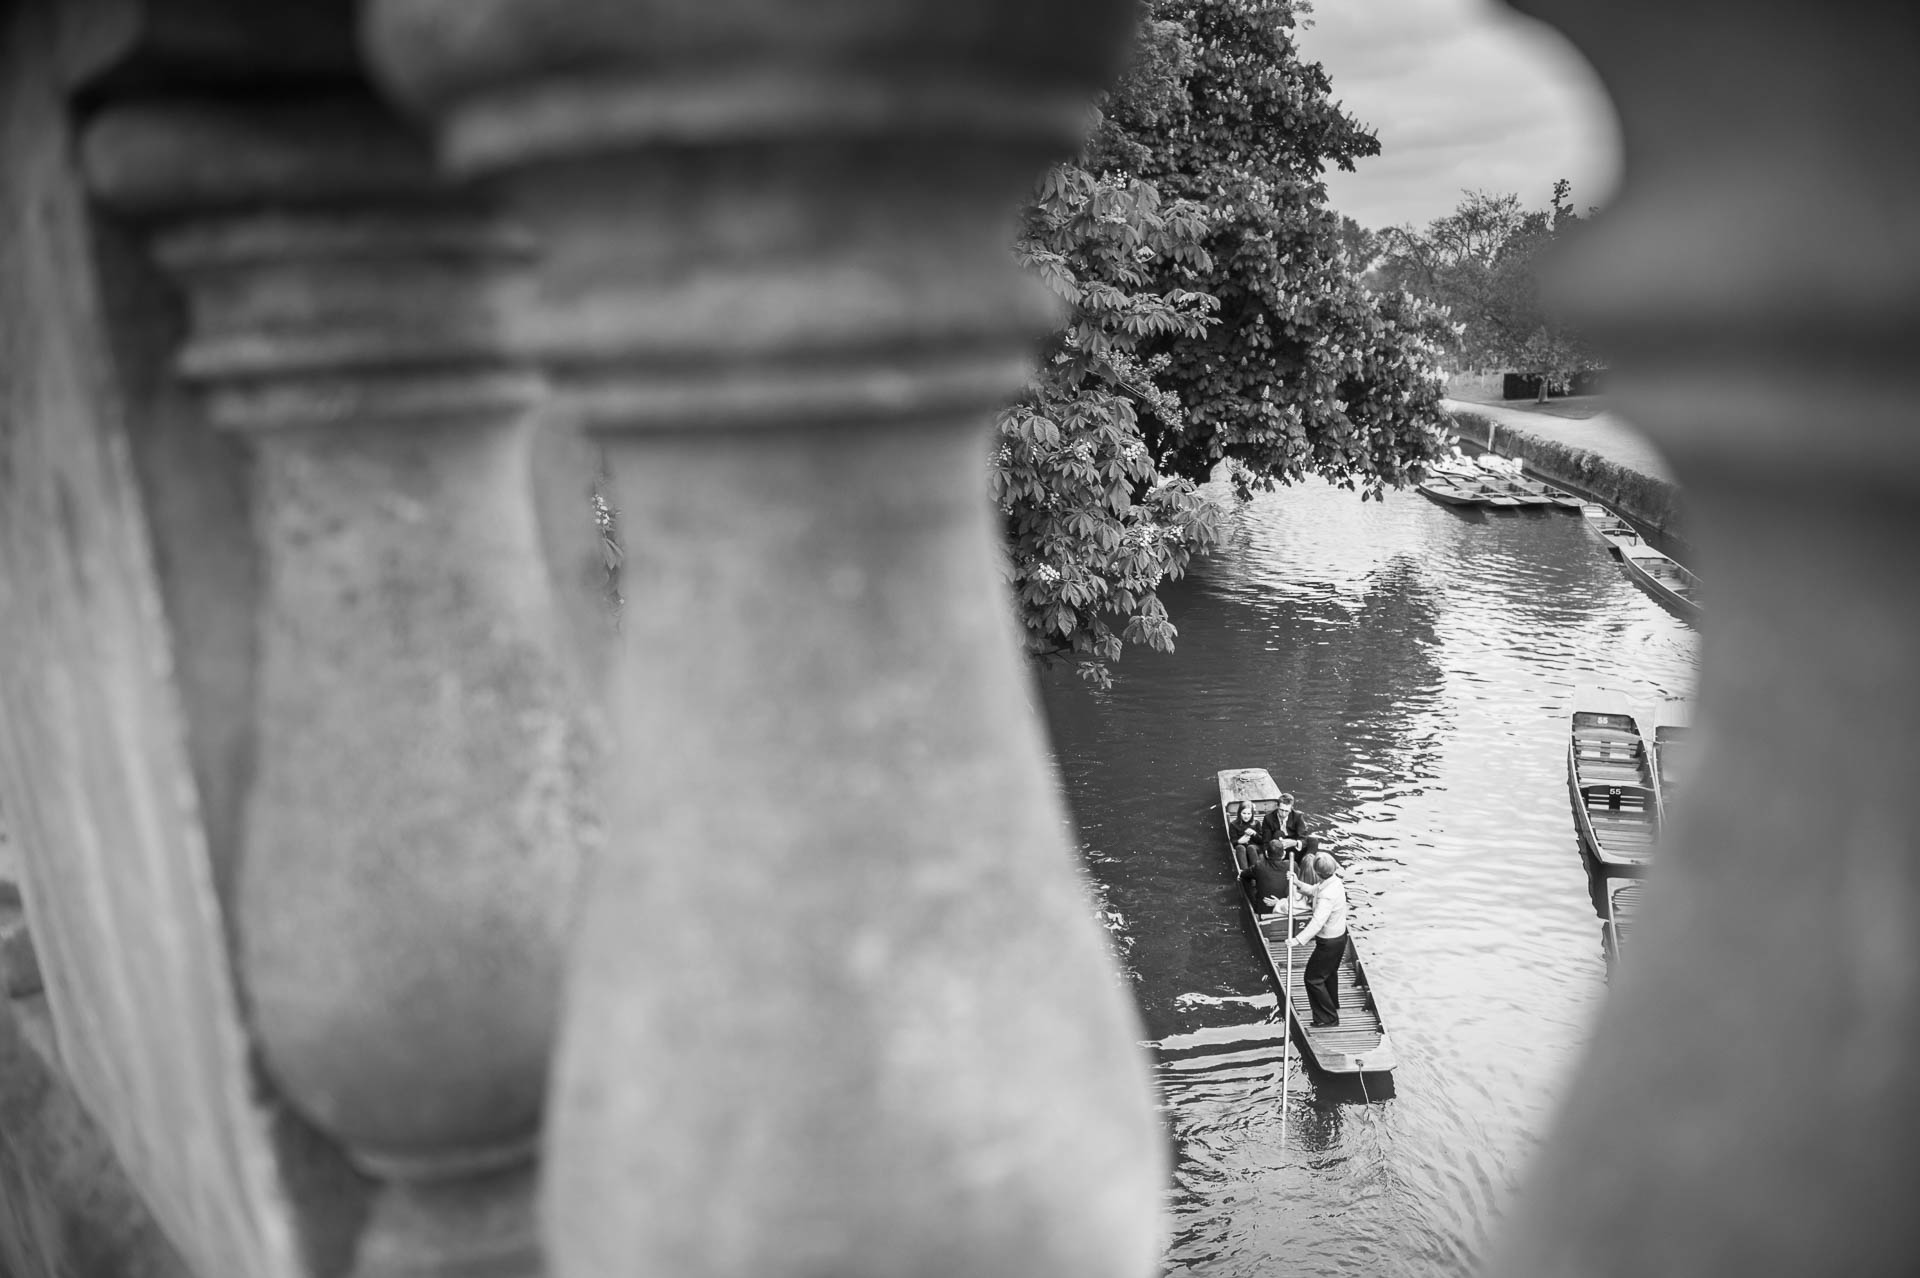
[1441,396,1687,547]
[1440,398,1674,483]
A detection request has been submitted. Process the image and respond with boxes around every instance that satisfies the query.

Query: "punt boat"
[1431,455,1485,479]
[1604,877,1646,964]
[1216,769,1396,1078]
[1578,500,1642,556]
[1649,699,1693,825]
[1567,686,1660,870]
[1618,544,1703,621]
[1477,478,1558,509]
[1415,474,1490,506]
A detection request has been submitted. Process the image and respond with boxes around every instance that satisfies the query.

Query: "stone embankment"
[1442,399,1688,556]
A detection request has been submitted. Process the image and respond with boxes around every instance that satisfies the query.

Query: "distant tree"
[994,0,1454,684]
[1377,180,1600,398]
[1337,215,1381,272]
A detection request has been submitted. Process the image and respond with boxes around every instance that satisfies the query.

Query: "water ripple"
[1042,480,1697,1275]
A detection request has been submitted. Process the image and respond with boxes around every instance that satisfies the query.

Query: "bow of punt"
[1567,686,1660,870]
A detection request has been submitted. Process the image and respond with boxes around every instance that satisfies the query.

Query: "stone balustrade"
[1482,2,1920,1276]
[2,0,1918,1276]
[363,4,1168,1275]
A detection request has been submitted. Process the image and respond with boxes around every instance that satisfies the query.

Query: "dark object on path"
[1503,369,1608,401]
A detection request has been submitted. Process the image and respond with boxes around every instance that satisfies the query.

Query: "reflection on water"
[1040,480,1698,1276]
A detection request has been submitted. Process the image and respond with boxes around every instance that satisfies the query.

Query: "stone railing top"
[365,0,1133,174]
[1507,0,1920,361]
[56,0,359,95]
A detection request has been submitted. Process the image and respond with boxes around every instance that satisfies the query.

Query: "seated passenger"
[1228,800,1280,860]
[1269,792,1320,872]
[1238,846,1294,917]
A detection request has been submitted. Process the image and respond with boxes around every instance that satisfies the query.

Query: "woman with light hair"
[1286,851,1350,1028]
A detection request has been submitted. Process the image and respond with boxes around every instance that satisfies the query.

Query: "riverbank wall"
[1445,407,1690,557]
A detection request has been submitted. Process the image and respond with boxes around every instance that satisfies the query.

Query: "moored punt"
[1567,685,1660,870]
[1604,878,1646,964]
[1578,500,1641,555]
[1479,478,1559,509]
[1430,455,1484,480]
[1574,495,1635,541]
[1618,544,1703,621]
[1447,456,1571,509]
[1415,475,1490,507]
[1649,699,1693,825]
[1216,769,1396,1079]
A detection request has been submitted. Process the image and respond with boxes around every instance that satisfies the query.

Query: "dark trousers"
[1303,934,1348,1025]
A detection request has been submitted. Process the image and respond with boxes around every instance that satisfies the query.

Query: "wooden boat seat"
[1574,731,1641,747]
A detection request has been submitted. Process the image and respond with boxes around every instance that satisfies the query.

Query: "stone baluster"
[1487,2,1920,1275]
[83,89,590,1275]
[364,3,1168,1275]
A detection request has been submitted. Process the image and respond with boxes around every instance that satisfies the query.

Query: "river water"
[1037,478,1698,1277]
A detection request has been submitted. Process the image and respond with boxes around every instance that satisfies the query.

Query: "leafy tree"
[1376,180,1600,399]
[1337,215,1381,273]
[992,0,1454,685]
[992,160,1228,683]
[1103,0,1455,490]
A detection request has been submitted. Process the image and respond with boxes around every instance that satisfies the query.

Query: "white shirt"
[1292,874,1348,943]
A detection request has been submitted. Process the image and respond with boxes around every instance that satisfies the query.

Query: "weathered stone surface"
[1487,2,1920,1276]
[0,1000,196,1278]
[368,2,1167,1276]
[0,6,305,1275]
[77,75,590,1192]
[0,907,44,998]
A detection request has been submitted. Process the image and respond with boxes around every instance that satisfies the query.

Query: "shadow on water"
[1041,479,1697,1276]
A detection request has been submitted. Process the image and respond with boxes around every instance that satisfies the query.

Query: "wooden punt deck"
[1254,913,1394,1074]
[1578,500,1641,553]
[1620,546,1703,619]
[1481,476,1562,509]
[1568,690,1661,869]
[1416,477,1489,507]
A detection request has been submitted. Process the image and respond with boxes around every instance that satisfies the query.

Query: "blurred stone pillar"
[364,3,1169,1276]
[1489,2,1920,1275]
[81,50,593,1278]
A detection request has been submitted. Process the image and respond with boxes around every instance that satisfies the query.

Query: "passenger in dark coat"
[1268,793,1321,871]
[1238,846,1294,917]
